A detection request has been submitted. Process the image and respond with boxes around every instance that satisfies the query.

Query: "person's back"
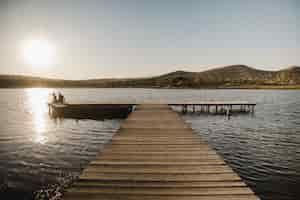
[58,93,65,104]
[52,93,57,103]
[62,95,65,104]
[58,93,61,103]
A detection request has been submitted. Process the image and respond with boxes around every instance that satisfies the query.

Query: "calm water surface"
[0,88,299,200]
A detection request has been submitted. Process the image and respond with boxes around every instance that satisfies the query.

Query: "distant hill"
[1,65,300,88]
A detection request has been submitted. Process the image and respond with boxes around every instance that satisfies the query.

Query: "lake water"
[0,88,299,200]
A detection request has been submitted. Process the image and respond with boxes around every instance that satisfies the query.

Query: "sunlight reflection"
[26,88,53,144]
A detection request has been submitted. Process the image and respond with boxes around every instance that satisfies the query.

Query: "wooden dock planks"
[64,104,260,200]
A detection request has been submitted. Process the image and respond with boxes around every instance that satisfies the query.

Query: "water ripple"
[1,88,300,200]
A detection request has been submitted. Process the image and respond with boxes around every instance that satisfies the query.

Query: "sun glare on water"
[26,88,52,144]
[22,38,56,67]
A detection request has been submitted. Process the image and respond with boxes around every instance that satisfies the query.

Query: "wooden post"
[251,105,255,113]
[226,106,229,116]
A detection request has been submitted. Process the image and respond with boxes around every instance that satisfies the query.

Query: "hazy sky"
[0,0,299,79]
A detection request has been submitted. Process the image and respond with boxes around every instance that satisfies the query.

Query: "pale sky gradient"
[0,0,299,79]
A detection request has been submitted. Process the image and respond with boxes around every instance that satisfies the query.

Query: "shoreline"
[1,85,300,90]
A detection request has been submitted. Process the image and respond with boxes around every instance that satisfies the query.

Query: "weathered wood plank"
[83,165,233,174]
[112,136,201,140]
[106,144,212,148]
[73,180,247,188]
[101,149,216,153]
[97,151,218,156]
[97,154,221,160]
[93,158,223,163]
[79,173,241,181]
[90,161,226,165]
[64,194,260,200]
[67,187,254,195]
[110,142,206,145]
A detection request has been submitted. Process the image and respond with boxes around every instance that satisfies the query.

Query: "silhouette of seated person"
[52,93,58,103]
[58,93,65,104]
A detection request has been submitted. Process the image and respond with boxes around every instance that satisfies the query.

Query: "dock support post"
[251,105,255,114]
[226,105,231,119]
[182,104,188,114]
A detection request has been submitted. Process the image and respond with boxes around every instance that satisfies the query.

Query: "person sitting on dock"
[52,92,58,103]
[58,92,65,104]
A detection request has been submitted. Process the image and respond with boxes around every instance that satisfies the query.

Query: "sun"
[22,38,56,67]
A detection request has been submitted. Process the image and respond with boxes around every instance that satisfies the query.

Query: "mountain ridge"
[0,65,300,88]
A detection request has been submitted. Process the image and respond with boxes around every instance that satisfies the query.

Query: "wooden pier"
[169,101,256,114]
[48,103,133,119]
[48,101,256,119]
[63,104,260,200]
